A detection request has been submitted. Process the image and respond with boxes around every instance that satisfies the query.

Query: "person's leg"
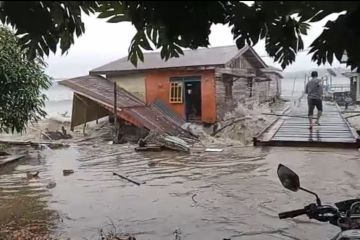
[308,99,315,129]
[315,99,323,125]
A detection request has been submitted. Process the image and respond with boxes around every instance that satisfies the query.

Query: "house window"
[169,82,183,103]
[224,80,233,101]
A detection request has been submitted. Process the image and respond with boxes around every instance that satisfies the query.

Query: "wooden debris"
[42,126,72,140]
[211,117,251,136]
[159,135,190,152]
[135,146,163,152]
[192,194,198,204]
[46,182,56,189]
[28,126,53,140]
[205,148,223,152]
[138,132,190,153]
[63,169,74,176]
[0,151,9,156]
[100,229,136,240]
[173,229,182,240]
[148,161,158,167]
[138,138,146,147]
[26,171,40,179]
[0,140,69,149]
[345,114,360,119]
[113,172,141,186]
[0,155,25,167]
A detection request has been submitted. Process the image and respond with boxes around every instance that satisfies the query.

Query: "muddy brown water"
[1,143,360,240]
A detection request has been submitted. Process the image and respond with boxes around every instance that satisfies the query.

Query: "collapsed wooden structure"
[60,75,195,144]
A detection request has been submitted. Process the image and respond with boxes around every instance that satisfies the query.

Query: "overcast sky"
[46,13,346,79]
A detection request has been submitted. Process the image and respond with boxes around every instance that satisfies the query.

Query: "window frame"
[169,81,184,103]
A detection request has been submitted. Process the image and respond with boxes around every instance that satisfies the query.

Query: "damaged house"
[60,45,282,141]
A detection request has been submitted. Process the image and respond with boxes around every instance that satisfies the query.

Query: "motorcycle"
[277,164,360,240]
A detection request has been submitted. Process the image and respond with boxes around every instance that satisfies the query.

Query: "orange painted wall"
[145,69,217,123]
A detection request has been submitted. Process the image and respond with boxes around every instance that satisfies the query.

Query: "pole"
[291,77,296,97]
[113,82,119,144]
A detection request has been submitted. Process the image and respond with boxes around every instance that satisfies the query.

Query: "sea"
[42,79,73,121]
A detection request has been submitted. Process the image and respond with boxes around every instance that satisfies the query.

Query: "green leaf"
[97,11,115,19]
[39,39,49,55]
[107,15,129,23]
[135,47,143,62]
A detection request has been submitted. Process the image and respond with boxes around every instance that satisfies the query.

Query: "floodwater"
[1,142,360,240]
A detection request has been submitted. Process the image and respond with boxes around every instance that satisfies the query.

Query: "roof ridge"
[90,45,248,74]
[141,44,237,55]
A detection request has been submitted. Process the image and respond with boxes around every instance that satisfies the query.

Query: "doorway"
[184,80,202,122]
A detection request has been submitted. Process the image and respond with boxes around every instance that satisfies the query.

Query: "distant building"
[340,51,360,103]
[343,71,360,103]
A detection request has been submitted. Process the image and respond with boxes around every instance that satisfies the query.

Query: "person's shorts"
[308,98,323,116]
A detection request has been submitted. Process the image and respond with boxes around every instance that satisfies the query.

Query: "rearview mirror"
[277,164,300,192]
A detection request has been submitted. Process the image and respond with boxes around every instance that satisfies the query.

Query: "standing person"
[305,71,323,130]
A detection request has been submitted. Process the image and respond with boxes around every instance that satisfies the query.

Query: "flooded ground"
[1,141,360,239]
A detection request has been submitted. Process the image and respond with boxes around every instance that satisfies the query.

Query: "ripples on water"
[0,143,360,239]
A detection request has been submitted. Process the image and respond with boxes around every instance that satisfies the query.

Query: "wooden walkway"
[254,101,360,148]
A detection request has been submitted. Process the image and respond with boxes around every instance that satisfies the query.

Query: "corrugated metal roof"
[59,75,193,138]
[90,45,249,74]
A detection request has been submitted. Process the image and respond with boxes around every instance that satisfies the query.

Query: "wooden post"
[83,104,87,135]
[113,82,119,144]
[70,94,77,131]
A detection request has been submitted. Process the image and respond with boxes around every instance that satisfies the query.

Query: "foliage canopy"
[0,27,50,133]
[1,1,359,70]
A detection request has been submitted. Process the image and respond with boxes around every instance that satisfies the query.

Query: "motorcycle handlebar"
[279,204,339,221]
[279,208,307,219]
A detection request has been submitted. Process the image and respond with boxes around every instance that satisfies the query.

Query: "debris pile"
[183,100,287,146]
[136,131,192,153]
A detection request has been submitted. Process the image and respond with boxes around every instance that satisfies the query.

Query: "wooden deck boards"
[254,101,360,148]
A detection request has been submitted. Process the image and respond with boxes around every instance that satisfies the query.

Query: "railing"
[325,84,350,93]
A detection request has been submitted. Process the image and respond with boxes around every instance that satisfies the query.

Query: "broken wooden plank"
[211,117,251,136]
[135,146,163,152]
[0,155,25,167]
[0,140,69,149]
[205,148,224,152]
[113,172,141,186]
[345,114,360,119]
